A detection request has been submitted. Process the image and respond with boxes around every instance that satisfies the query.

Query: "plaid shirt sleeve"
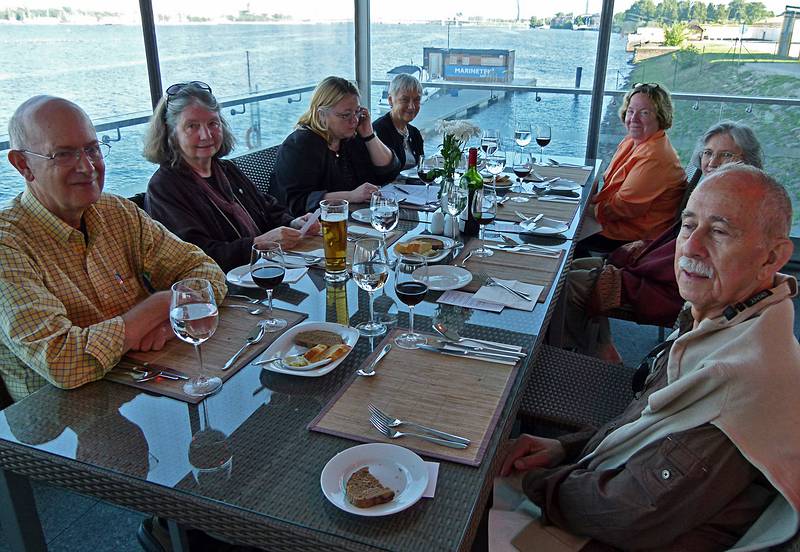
[134,206,227,302]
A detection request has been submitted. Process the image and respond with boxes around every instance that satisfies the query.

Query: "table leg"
[0,469,46,552]
[167,519,190,551]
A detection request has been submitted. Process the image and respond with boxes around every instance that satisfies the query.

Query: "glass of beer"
[320,199,349,282]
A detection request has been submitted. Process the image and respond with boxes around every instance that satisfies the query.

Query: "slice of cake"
[345,467,395,508]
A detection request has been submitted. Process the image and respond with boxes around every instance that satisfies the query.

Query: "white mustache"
[678,256,714,278]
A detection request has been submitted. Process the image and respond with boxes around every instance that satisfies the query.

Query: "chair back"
[230,145,280,196]
[128,193,146,209]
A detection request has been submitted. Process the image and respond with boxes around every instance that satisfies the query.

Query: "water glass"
[250,242,287,332]
[351,238,390,337]
[514,123,532,150]
[320,199,348,282]
[394,254,428,349]
[440,177,468,242]
[170,278,221,397]
[370,190,399,245]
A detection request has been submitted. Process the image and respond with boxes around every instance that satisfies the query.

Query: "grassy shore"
[623,47,800,225]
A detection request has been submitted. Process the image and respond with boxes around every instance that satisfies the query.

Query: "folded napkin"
[348,226,384,238]
[239,267,308,285]
[473,279,543,311]
[385,184,440,206]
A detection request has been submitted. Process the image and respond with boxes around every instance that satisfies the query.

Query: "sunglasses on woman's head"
[165,81,212,101]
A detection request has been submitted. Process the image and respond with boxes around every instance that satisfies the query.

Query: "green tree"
[743,2,771,23]
[690,2,708,22]
[714,4,729,22]
[661,0,680,23]
[663,21,688,46]
[728,0,746,21]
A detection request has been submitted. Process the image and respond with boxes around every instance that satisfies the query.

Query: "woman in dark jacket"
[373,73,424,171]
[142,81,319,272]
[272,76,400,216]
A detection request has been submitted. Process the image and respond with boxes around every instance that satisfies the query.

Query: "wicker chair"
[517,345,636,436]
[229,144,280,197]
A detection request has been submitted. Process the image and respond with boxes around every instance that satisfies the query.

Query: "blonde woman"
[272,76,400,215]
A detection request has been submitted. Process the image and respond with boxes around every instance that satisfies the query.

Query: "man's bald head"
[8,95,91,152]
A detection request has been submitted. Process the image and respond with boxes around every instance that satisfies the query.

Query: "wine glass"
[480,129,499,167]
[417,156,439,204]
[351,238,390,337]
[170,278,221,397]
[470,186,497,258]
[535,124,551,165]
[250,242,287,332]
[440,176,468,243]
[510,151,533,202]
[514,123,532,151]
[485,151,507,189]
[370,190,399,246]
[394,254,429,350]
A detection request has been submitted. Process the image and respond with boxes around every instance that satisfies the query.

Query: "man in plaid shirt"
[0,96,226,401]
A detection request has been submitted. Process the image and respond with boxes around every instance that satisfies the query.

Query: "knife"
[394,185,411,195]
[223,321,266,370]
[417,344,521,363]
[431,339,526,358]
[358,343,392,376]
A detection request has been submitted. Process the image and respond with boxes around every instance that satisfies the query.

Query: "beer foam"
[322,213,347,223]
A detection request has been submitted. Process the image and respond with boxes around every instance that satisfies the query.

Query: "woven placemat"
[495,195,579,224]
[288,228,404,263]
[453,242,564,300]
[526,164,593,186]
[308,330,524,466]
[106,304,307,403]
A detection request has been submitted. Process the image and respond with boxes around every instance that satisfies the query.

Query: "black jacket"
[271,127,400,216]
[144,160,294,272]
[373,112,424,170]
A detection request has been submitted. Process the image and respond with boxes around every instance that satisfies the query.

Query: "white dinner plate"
[533,180,581,193]
[413,265,472,291]
[520,217,570,236]
[257,321,359,377]
[393,235,455,264]
[320,443,428,517]
[351,208,372,224]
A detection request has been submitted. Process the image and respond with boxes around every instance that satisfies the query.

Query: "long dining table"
[0,155,600,552]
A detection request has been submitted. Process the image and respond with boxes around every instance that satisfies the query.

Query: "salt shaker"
[430,210,445,235]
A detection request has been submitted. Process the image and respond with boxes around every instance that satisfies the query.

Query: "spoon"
[432,322,520,352]
[227,294,263,305]
[517,212,544,225]
[222,304,264,315]
[223,321,266,370]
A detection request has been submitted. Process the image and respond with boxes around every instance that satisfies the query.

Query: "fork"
[368,404,470,444]
[369,415,468,449]
[485,276,533,302]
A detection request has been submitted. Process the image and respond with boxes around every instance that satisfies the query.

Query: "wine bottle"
[460,147,483,237]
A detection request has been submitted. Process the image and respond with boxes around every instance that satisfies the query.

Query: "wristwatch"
[362,133,376,142]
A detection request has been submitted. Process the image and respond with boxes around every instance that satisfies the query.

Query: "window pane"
[153,1,355,159]
[0,2,151,204]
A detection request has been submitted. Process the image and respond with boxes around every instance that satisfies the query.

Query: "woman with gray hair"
[373,73,425,170]
[142,81,319,272]
[692,120,763,173]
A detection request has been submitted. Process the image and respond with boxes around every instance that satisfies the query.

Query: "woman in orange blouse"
[579,83,686,255]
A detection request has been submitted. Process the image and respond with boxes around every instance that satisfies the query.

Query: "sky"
[0,0,792,20]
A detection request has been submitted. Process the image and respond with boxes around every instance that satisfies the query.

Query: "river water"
[0,23,632,202]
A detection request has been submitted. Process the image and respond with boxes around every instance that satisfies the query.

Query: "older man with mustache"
[501,165,800,550]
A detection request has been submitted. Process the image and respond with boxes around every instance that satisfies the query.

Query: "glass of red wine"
[394,254,428,349]
[535,124,551,165]
[250,242,287,332]
[511,151,533,202]
[470,186,497,258]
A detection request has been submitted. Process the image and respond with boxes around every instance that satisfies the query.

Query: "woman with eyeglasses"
[272,76,400,216]
[373,73,424,171]
[562,121,763,363]
[142,81,319,273]
[577,83,686,257]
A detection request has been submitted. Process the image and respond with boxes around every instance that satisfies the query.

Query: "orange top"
[593,130,686,241]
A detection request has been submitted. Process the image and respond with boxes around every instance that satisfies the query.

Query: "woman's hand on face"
[254,227,303,251]
[290,213,321,235]
[499,434,566,477]
[356,107,374,138]
[348,183,379,203]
